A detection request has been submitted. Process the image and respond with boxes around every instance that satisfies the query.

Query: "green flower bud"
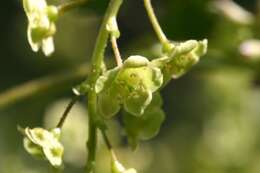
[46,6,59,22]
[123,55,149,68]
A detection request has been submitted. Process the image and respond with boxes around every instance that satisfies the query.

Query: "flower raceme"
[95,40,207,118]
[23,0,58,56]
[19,127,64,167]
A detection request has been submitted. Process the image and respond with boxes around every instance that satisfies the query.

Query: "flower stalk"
[143,0,169,47]
[56,95,80,129]
[111,36,123,66]
[58,0,89,16]
[86,0,123,172]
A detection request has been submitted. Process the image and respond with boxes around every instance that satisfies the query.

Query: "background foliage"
[1,0,260,173]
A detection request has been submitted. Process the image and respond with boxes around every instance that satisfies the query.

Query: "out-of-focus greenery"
[1,0,260,173]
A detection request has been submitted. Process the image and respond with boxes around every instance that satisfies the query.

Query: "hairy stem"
[86,0,123,172]
[143,0,168,45]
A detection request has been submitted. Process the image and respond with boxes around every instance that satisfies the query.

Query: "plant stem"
[56,95,80,129]
[143,0,169,45]
[86,0,123,172]
[0,64,90,109]
[111,36,123,66]
[85,117,97,173]
[58,0,89,15]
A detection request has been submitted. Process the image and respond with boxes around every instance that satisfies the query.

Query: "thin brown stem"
[101,129,117,161]
[111,36,123,66]
[56,95,80,129]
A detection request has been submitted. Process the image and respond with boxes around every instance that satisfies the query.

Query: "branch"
[0,64,90,109]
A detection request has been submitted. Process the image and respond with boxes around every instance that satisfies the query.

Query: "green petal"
[23,138,45,159]
[28,128,52,147]
[124,169,137,173]
[97,89,121,118]
[95,67,120,93]
[42,37,54,56]
[138,108,165,140]
[30,25,49,43]
[27,26,40,52]
[112,160,125,173]
[148,92,163,108]
[43,146,64,167]
[23,0,47,14]
[117,67,161,93]
[112,160,137,173]
[123,99,165,148]
[124,89,152,116]
[123,55,149,68]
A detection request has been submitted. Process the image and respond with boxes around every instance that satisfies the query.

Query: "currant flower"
[95,55,163,117]
[152,39,208,80]
[23,0,58,56]
[19,127,64,167]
